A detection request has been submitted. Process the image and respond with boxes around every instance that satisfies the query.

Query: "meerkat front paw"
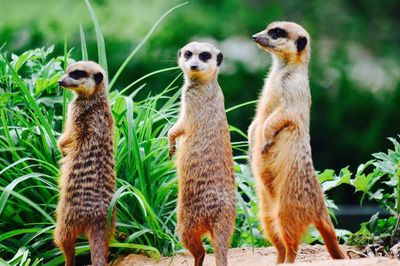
[60,149,67,157]
[167,129,178,159]
[169,145,176,159]
[261,138,273,154]
[58,136,72,157]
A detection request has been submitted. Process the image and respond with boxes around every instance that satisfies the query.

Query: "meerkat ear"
[93,72,103,85]
[177,49,181,59]
[296,36,308,52]
[217,52,223,66]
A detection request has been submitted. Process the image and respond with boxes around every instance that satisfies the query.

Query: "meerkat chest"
[257,78,283,119]
[183,88,224,124]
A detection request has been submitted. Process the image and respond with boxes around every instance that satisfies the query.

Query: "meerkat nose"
[190,65,198,70]
[252,35,259,41]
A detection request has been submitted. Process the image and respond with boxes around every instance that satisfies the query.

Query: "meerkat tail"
[314,215,346,259]
[211,225,232,266]
[88,224,108,266]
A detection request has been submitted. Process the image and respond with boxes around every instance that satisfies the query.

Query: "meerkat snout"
[252,34,271,49]
[178,41,223,82]
[252,21,310,64]
[58,61,106,96]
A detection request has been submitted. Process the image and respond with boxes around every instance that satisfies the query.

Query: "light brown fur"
[249,22,345,263]
[169,42,236,266]
[54,61,116,266]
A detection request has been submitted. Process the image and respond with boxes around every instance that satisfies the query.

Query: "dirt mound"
[114,245,399,266]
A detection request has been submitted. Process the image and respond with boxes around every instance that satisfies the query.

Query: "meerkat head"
[252,21,310,65]
[58,61,107,97]
[178,42,223,83]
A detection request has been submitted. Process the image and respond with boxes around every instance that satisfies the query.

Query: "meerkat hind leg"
[59,231,77,266]
[258,189,286,263]
[278,209,307,263]
[181,229,206,266]
[262,214,286,263]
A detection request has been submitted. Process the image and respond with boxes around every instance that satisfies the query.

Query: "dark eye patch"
[184,51,193,59]
[199,51,212,62]
[267,27,288,40]
[69,70,88,80]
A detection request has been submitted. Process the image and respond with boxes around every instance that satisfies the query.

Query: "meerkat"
[168,42,236,266]
[54,61,116,266]
[248,21,346,263]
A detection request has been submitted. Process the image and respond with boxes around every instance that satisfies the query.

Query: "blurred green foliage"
[319,136,400,249]
[1,0,399,200]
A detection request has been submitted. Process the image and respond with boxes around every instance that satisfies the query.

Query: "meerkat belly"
[252,123,299,195]
[177,128,235,218]
[63,153,114,220]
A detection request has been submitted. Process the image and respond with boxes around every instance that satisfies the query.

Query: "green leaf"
[320,167,351,192]
[79,23,88,61]
[351,173,373,193]
[369,189,384,200]
[113,96,126,116]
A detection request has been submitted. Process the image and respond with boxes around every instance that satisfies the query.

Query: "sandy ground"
[114,245,400,266]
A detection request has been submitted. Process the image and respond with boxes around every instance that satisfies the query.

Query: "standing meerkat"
[248,22,345,263]
[168,42,236,266]
[55,61,115,266]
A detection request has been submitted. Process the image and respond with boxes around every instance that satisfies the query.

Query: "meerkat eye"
[69,70,88,80]
[268,27,288,40]
[199,52,212,62]
[184,51,193,59]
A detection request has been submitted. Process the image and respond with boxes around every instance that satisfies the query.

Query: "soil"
[114,245,399,266]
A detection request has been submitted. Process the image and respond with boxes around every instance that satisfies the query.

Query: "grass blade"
[79,23,89,61]
[109,2,188,90]
[85,0,107,73]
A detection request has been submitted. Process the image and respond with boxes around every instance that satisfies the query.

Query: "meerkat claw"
[261,139,273,154]
[169,146,176,159]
